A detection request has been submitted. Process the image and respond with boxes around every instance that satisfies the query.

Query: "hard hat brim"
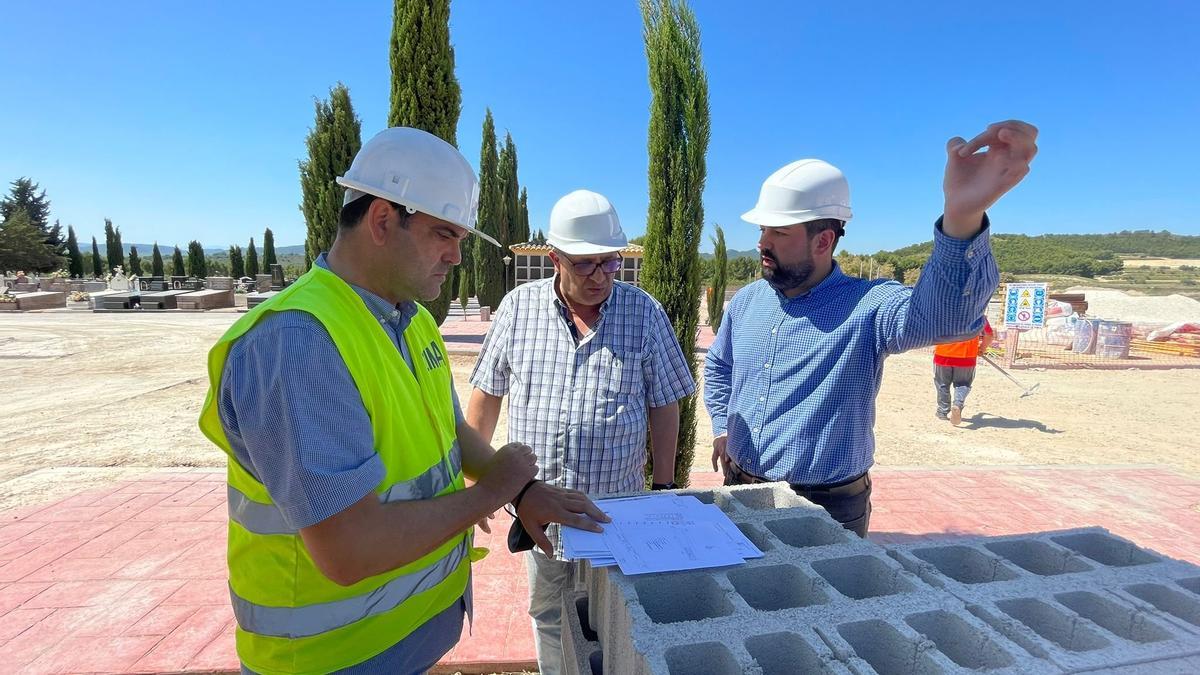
[336,176,501,248]
[545,237,627,256]
[740,206,852,228]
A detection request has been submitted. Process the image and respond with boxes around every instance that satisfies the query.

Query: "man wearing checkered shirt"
[706,121,1038,538]
[467,190,695,675]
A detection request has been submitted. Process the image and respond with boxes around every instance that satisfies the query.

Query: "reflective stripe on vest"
[228,443,464,536]
[229,537,469,639]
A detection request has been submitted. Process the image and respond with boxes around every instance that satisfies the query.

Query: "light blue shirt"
[704,218,998,485]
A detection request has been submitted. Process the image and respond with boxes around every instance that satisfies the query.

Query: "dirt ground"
[1,311,1198,511]
[1119,257,1200,268]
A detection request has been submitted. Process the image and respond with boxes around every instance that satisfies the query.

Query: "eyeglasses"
[558,253,623,276]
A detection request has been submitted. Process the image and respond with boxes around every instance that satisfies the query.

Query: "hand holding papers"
[561,494,763,575]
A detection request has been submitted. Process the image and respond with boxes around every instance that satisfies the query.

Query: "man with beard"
[704,120,1037,536]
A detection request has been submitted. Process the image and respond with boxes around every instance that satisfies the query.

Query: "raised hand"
[943,120,1038,233]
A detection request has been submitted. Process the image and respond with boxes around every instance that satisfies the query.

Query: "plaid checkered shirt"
[470,278,696,497]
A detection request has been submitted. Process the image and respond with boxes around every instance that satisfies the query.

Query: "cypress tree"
[246,237,259,277]
[151,242,165,277]
[186,241,206,278]
[229,245,245,279]
[707,225,727,331]
[91,237,103,277]
[172,245,186,276]
[104,219,118,271]
[517,187,530,245]
[474,110,505,312]
[498,132,519,248]
[301,83,361,270]
[390,0,462,323]
[458,259,471,311]
[640,0,711,487]
[112,225,125,272]
[128,246,142,277]
[262,228,277,269]
[66,226,84,278]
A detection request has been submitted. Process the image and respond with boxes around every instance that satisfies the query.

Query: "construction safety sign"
[1004,282,1048,329]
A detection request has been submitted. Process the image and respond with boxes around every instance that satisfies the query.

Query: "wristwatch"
[651,481,676,491]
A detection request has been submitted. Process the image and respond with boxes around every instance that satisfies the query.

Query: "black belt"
[728,460,869,496]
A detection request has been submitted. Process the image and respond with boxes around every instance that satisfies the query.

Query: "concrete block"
[983,537,1096,577]
[965,586,1200,672]
[1050,530,1163,568]
[562,591,602,675]
[889,528,1188,599]
[1113,582,1200,635]
[571,486,1200,675]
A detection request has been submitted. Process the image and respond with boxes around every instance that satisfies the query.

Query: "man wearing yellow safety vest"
[199,127,609,674]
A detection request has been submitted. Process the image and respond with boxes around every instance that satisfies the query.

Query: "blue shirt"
[703,219,998,485]
[219,253,467,675]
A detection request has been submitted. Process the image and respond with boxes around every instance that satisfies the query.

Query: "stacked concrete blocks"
[568,483,1200,675]
[889,529,1200,672]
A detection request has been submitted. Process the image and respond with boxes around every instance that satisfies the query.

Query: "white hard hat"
[741,159,853,228]
[547,189,628,255]
[336,127,500,247]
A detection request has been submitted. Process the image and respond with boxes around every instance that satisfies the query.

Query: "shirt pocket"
[589,349,646,421]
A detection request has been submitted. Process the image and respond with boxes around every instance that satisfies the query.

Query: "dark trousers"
[934,364,976,415]
[724,460,872,537]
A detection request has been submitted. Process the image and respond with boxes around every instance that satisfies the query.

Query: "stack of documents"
[561,493,764,575]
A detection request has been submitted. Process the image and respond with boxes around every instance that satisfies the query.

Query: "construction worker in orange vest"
[934,317,994,425]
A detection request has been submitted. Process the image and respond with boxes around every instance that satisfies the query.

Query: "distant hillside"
[700,248,758,260]
[874,230,1200,278]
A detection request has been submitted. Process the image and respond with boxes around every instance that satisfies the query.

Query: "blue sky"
[2,1,1197,255]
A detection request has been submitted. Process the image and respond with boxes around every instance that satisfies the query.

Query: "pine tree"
[186,241,207,278]
[246,238,259,277]
[151,243,165,277]
[229,245,245,279]
[301,83,362,270]
[474,110,505,312]
[128,246,142,277]
[45,220,65,259]
[66,226,84,278]
[707,225,727,332]
[91,237,103,277]
[390,0,463,323]
[1,178,65,261]
[0,211,61,272]
[172,246,186,276]
[0,178,51,230]
[639,0,711,487]
[262,228,277,269]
